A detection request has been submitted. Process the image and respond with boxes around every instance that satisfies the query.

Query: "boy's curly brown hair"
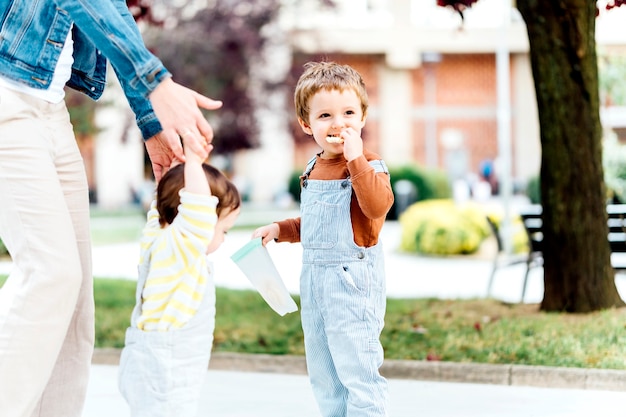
[294,61,369,124]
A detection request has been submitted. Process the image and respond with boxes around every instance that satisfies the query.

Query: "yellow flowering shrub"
[398,199,491,255]
[398,199,529,256]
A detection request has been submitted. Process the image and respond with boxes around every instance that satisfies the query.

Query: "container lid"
[230,237,263,263]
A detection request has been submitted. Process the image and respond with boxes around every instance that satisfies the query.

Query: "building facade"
[233,0,538,205]
[92,0,625,208]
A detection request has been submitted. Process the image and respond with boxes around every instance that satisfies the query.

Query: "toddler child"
[118,134,240,417]
[253,61,394,417]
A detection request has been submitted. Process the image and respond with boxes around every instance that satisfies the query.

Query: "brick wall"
[291,53,509,179]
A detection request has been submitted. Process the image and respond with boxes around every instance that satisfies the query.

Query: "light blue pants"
[119,261,215,417]
[118,326,213,417]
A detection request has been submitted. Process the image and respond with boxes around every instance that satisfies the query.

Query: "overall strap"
[369,159,389,174]
[302,157,388,188]
[302,155,318,188]
[303,155,317,176]
[305,156,387,176]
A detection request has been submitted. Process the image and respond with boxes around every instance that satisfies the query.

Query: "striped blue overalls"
[299,156,389,417]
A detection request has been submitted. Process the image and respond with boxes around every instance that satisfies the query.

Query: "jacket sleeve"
[348,155,394,219]
[109,0,163,139]
[58,0,168,139]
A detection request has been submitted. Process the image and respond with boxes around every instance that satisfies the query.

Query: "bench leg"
[487,256,498,298]
[521,263,531,303]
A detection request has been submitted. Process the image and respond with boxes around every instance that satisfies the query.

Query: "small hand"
[252,224,280,246]
[340,127,363,162]
[183,133,213,165]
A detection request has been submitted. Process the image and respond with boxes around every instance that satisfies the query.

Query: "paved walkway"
[85,365,626,417]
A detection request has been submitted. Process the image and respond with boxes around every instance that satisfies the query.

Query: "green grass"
[383,298,626,369]
[93,278,138,348]
[87,277,626,369]
[2,276,626,370]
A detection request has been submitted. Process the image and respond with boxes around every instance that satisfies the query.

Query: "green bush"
[526,175,541,204]
[389,164,451,200]
[387,165,451,220]
[287,170,303,203]
[398,199,491,255]
[0,238,6,257]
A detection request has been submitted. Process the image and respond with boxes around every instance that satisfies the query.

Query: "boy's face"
[206,207,240,254]
[298,88,366,159]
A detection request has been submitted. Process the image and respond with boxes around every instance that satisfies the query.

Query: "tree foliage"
[142,0,281,154]
[599,54,626,105]
[436,0,480,21]
[126,0,162,24]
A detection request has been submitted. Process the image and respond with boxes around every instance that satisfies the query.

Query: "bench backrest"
[608,204,626,252]
[519,204,626,253]
[519,206,543,253]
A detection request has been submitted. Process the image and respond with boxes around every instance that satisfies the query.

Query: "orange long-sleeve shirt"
[276,150,394,248]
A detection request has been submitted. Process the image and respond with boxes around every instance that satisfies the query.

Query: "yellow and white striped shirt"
[136,190,218,331]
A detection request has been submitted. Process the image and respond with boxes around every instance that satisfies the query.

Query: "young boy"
[118,134,241,417]
[253,61,394,417]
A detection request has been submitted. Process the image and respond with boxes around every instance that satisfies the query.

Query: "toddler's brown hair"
[156,164,241,227]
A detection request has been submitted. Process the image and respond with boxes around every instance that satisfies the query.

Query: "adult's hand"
[148,77,223,175]
[144,132,176,182]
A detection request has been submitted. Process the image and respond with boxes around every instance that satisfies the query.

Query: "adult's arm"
[58,0,221,179]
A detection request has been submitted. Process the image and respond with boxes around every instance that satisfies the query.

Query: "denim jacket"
[0,0,170,139]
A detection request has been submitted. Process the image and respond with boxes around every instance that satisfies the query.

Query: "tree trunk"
[517,0,624,312]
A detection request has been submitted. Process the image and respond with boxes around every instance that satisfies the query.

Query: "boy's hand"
[252,223,280,246]
[340,127,363,162]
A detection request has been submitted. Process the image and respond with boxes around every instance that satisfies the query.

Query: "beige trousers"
[0,86,94,417]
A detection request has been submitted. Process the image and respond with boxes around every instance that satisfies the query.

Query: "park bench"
[487,204,626,303]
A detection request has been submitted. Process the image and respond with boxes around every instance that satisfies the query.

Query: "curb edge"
[92,349,626,391]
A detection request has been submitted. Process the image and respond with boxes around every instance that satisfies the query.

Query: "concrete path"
[85,364,626,417]
[75,220,626,303]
